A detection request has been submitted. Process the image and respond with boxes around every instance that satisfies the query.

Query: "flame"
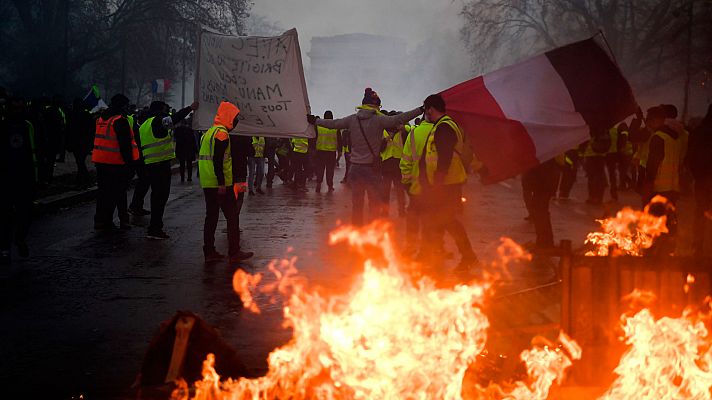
[177,222,580,399]
[585,195,671,256]
[599,306,712,399]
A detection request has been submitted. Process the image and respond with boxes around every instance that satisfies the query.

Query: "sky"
[250,0,474,116]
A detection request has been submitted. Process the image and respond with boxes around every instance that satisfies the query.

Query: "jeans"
[349,164,384,225]
[291,152,308,188]
[247,157,265,192]
[381,157,406,215]
[421,183,476,261]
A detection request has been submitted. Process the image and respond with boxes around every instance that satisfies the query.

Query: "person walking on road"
[137,101,198,240]
[1,97,39,263]
[248,136,265,195]
[308,88,422,225]
[418,94,479,270]
[175,117,198,182]
[66,98,96,187]
[198,101,253,263]
[91,94,139,231]
[315,110,339,193]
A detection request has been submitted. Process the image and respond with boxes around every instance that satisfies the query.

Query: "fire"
[599,294,712,400]
[584,195,671,256]
[176,222,580,399]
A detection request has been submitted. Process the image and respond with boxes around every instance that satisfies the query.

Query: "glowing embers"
[585,195,672,256]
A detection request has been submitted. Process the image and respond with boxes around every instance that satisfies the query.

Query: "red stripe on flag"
[441,76,538,184]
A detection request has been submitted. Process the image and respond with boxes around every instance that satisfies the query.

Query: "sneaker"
[147,230,170,240]
[229,250,254,263]
[328,186,334,192]
[1,250,10,265]
[16,241,29,258]
[128,208,151,216]
[204,250,226,262]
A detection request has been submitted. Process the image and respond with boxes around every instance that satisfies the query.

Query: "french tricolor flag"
[151,79,171,94]
[442,37,638,184]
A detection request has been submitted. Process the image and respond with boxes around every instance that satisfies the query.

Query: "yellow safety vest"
[400,122,433,195]
[380,128,405,161]
[251,136,265,158]
[139,117,176,164]
[652,130,681,193]
[316,126,338,152]
[198,126,232,188]
[607,127,618,155]
[291,137,308,154]
[424,116,467,186]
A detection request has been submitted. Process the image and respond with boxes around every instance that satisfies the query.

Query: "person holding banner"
[308,88,423,225]
[198,101,253,263]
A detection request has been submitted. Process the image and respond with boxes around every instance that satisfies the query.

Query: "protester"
[289,136,309,192]
[92,93,139,231]
[66,98,95,186]
[522,158,562,249]
[314,110,339,193]
[381,122,407,216]
[198,101,253,263]
[308,88,422,225]
[400,119,433,254]
[264,137,279,189]
[175,117,198,183]
[248,136,265,195]
[1,97,38,263]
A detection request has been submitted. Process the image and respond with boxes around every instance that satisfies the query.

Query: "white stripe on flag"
[483,54,589,163]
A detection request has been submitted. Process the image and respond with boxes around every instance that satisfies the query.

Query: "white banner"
[194,28,314,138]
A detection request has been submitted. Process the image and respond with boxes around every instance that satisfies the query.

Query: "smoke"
[251,0,473,117]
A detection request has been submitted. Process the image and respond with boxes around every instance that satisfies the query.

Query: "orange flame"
[585,195,670,256]
[177,222,580,399]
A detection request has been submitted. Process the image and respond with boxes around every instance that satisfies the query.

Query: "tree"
[460,0,712,98]
[0,0,254,100]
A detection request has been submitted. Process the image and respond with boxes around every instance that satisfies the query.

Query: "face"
[424,106,435,123]
[646,115,664,130]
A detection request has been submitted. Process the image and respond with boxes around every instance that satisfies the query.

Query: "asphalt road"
[0,165,699,398]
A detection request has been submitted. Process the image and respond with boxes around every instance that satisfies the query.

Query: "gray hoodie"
[316,106,423,165]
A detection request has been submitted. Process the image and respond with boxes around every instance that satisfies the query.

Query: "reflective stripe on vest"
[607,127,618,154]
[652,130,681,193]
[400,122,433,195]
[316,126,338,151]
[291,138,308,154]
[198,126,232,188]
[139,117,175,164]
[92,115,139,165]
[424,116,467,185]
[252,136,265,158]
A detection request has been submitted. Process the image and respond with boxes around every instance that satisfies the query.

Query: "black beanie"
[361,88,381,106]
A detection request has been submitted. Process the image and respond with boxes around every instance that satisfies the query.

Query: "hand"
[190,101,199,111]
[307,114,317,125]
[218,185,226,195]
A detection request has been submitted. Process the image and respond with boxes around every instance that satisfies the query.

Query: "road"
[0,165,697,398]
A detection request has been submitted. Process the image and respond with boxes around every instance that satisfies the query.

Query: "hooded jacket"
[316,105,422,165]
[211,102,240,186]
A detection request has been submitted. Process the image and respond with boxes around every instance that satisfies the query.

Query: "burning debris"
[584,195,672,256]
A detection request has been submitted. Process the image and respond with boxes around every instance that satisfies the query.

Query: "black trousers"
[405,193,423,251]
[73,152,90,184]
[266,154,277,186]
[178,158,194,181]
[421,184,475,260]
[130,163,151,211]
[291,152,308,187]
[584,156,607,203]
[95,163,130,225]
[203,188,240,256]
[315,150,336,187]
[1,185,34,251]
[605,153,619,200]
[693,177,712,254]
[147,160,172,231]
[522,160,559,247]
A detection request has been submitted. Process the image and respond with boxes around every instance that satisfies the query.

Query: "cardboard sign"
[194,28,314,138]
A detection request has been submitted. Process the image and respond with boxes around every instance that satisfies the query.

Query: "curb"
[35,161,196,214]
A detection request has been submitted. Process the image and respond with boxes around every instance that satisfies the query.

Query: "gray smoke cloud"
[251,0,473,117]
